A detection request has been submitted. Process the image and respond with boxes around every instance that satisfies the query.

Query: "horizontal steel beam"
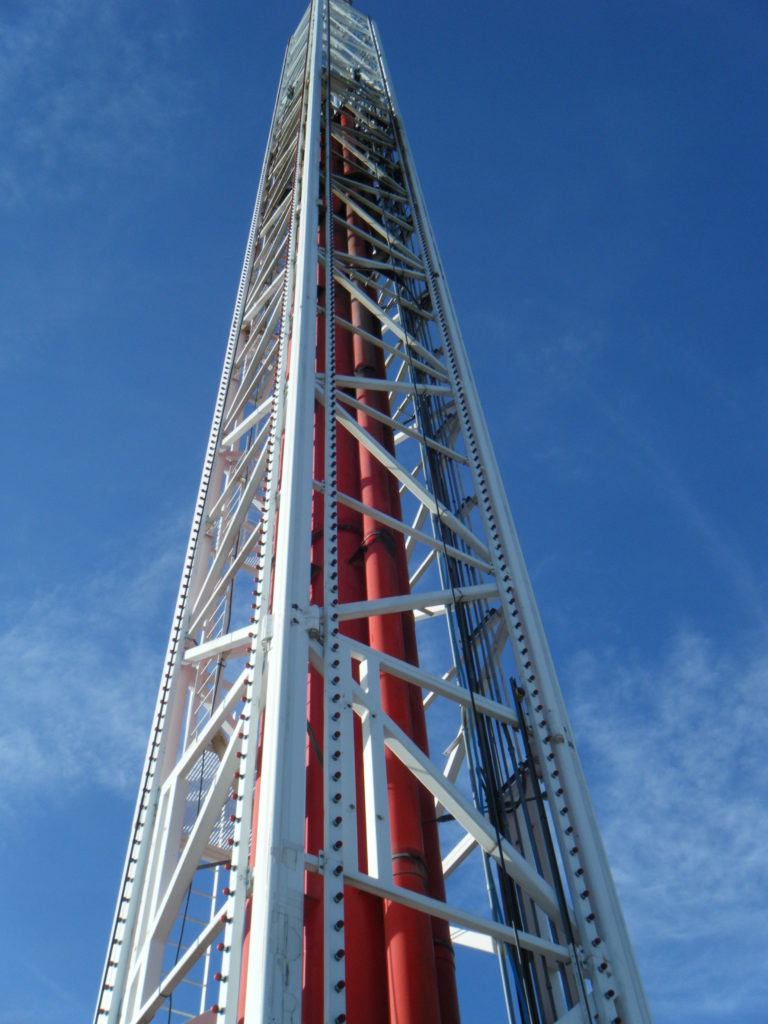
[337,581,499,621]
[330,864,571,965]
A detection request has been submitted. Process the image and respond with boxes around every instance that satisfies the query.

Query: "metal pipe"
[304,122,389,1024]
[341,109,442,1024]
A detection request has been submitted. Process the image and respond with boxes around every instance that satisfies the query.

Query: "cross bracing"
[94,3,651,1024]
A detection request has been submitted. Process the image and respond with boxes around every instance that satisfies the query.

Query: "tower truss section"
[94,3,652,1023]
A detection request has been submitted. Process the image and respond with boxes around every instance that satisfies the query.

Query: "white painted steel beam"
[319,484,492,574]
[128,915,225,1024]
[376,704,564,924]
[340,867,571,966]
[442,833,477,878]
[182,626,252,665]
[332,400,490,557]
[337,580,499,621]
[336,389,467,464]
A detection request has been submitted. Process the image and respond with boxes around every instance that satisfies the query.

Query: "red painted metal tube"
[341,110,444,1024]
[391,474,461,1024]
[302,133,389,1024]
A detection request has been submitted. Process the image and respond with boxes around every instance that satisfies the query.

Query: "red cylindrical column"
[392,468,461,1024]
[303,132,389,1024]
[341,111,444,1024]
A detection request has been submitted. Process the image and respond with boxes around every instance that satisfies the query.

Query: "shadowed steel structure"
[94,2,652,1023]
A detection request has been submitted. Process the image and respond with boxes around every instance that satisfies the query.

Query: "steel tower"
[94,3,651,1023]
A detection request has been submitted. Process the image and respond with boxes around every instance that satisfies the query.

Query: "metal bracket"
[261,613,274,651]
[290,603,323,640]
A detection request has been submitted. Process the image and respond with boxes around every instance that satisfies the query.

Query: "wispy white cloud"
[0,521,183,815]
[569,629,768,1022]
[0,954,83,1024]
[0,0,190,207]
[483,315,766,632]
[601,402,768,632]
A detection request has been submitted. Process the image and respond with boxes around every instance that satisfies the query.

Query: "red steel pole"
[340,110,447,1024]
[303,133,389,1024]
[393,479,461,1024]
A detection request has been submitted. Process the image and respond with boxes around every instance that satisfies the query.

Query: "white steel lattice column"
[94,3,652,1024]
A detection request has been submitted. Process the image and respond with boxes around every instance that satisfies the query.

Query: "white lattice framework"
[94,3,652,1023]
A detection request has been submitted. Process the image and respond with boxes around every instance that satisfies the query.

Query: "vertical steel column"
[312,74,389,1024]
[241,2,322,1019]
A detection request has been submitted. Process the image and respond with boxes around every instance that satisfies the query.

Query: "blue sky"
[1,1,766,1021]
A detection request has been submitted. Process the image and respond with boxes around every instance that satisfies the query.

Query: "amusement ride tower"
[94,2,652,1023]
